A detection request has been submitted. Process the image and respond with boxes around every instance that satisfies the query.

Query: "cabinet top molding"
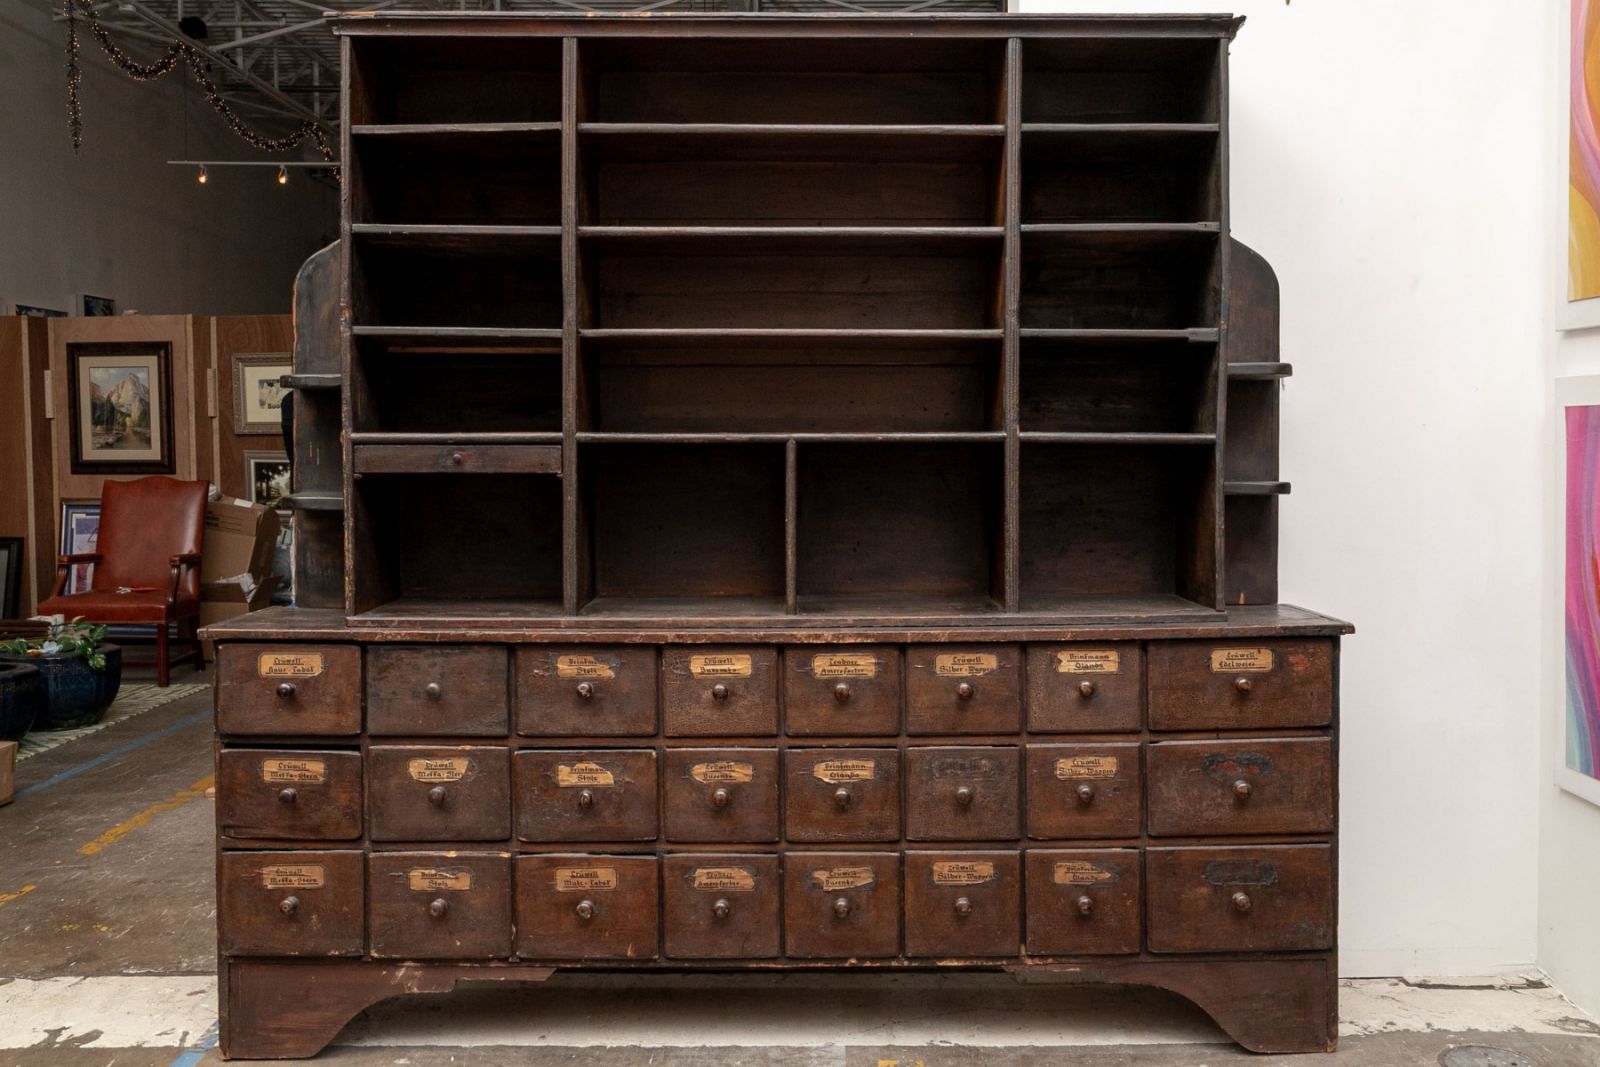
[333,13,1246,39]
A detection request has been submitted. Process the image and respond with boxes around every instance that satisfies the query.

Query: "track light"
[196,164,208,185]
[276,165,288,186]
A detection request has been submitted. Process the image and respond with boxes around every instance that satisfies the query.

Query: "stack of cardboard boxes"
[199,496,282,659]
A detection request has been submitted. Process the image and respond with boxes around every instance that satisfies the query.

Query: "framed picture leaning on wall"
[232,353,292,435]
[65,341,174,474]
[1558,376,1600,806]
[58,502,100,597]
[244,451,292,512]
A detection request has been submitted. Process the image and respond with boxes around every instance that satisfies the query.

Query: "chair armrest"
[57,552,102,565]
[168,552,204,605]
[169,552,203,565]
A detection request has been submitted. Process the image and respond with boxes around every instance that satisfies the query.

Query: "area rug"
[16,683,208,760]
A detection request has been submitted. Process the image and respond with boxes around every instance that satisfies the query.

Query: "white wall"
[0,0,336,315]
[1543,0,1600,1020]
[1024,0,1547,980]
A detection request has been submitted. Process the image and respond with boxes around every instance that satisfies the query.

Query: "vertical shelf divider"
[561,37,585,614]
[1208,37,1231,609]
[1001,38,1023,612]
[785,437,798,615]
[339,34,360,618]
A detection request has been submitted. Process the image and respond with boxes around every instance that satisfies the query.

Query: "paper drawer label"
[554,867,618,892]
[1210,647,1274,673]
[1052,861,1116,886]
[689,654,752,678]
[408,868,472,892]
[934,653,997,677]
[812,758,876,784]
[257,653,323,679]
[260,864,324,889]
[556,762,615,788]
[1055,650,1120,674]
[1055,755,1119,780]
[931,861,996,886]
[692,867,756,892]
[811,866,876,892]
[812,653,879,679]
[691,761,754,784]
[408,757,469,782]
[556,655,616,680]
[260,758,325,784]
[1203,859,1278,888]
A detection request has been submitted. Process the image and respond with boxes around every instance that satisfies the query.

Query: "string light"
[62,0,337,172]
[276,164,288,185]
[196,164,208,185]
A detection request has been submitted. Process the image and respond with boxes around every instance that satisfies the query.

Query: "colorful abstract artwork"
[1574,0,1600,303]
[1565,405,1600,787]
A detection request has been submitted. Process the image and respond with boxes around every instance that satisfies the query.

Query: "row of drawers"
[221,845,1334,961]
[219,639,1335,737]
[218,739,1333,842]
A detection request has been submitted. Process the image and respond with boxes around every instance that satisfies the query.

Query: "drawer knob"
[575,899,596,921]
[1231,891,1253,913]
[954,896,973,918]
[449,451,465,466]
[833,683,852,703]
[1079,680,1096,698]
[424,682,442,700]
[1076,783,1095,804]
[575,681,595,700]
[277,788,297,805]
[1234,677,1253,693]
[429,898,449,919]
[710,787,731,808]
[832,897,851,919]
[576,789,595,810]
[711,683,730,701]
[712,898,732,920]
[955,682,975,701]
[833,787,852,809]
[428,785,448,807]
[1232,779,1253,801]
[275,682,296,701]
[1075,895,1094,917]
[279,895,299,916]
[955,785,974,806]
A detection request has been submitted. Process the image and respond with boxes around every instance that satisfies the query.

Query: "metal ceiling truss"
[54,0,1003,147]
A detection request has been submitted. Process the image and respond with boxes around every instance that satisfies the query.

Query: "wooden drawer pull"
[834,683,851,703]
[712,898,732,920]
[449,451,465,467]
[575,899,596,921]
[956,682,975,700]
[424,682,442,700]
[279,896,299,916]
[429,898,449,918]
[833,787,852,809]
[1076,783,1095,804]
[576,789,595,810]
[710,787,731,808]
[575,682,595,700]
[277,788,297,805]
[1079,680,1096,698]
[275,682,296,701]
[954,786,974,806]
[1232,779,1253,800]
[1231,891,1252,913]
[1076,895,1094,917]
[1234,677,1253,693]
[832,897,851,919]
[428,785,448,806]
[711,684,730,701]
[954,896,973,917]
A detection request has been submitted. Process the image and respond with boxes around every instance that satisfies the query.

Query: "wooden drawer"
[904,851,1020,958]
[515,646,657,737]
[906,645,1021,734]
[366,645,508,736]
[216,644,361,736]
[513,749,658,842]
[663,748,780,843]
[783,748,901,843]
[906,746,1020,841]
[514,855,659,960]
[369,852,513,959]
[662,647,779,736]
[1147,845,1334,953]
[1026,643,1142,733]
[1024,849,1140,956]
[352,442,560,475]
[1025,743,1142,840]
[1147,639,1333,730]
[217,749,362,840]
[783,852,900,959]
[367,745,511,842]
[784,646,900,736]
[662,854,780,959]
[218,851,364,957]
[1147,738,1334,837]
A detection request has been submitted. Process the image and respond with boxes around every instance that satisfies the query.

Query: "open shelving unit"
[337,18,1274,626]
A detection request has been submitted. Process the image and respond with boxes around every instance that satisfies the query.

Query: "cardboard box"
[0,741,15,807]
[199,575,280,661]
[202,497,281,585]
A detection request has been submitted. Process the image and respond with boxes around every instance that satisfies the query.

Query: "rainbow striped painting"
[1565,405,1600,784]
[1574,1,1600,302]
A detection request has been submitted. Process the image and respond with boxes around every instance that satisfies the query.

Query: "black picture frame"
[0,537,22,619]
[66,341,176,475]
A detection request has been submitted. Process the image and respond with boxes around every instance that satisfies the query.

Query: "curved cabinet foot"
[220,960,555,1060]
[1101,957,1337,1054]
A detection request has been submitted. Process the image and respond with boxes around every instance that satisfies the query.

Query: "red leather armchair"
[38,477,209,687]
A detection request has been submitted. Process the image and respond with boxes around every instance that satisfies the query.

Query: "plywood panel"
[213,315,292,499]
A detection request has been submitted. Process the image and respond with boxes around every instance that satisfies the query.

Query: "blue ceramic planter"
[0,644,122,731]
[0,663,45,741]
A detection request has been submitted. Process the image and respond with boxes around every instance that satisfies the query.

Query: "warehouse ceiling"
[58,0,1005,143]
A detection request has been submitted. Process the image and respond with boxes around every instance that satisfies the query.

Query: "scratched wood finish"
[1023,848,1141,956]
[903,850,1021,958]
[215,644,362,735]
[1024,642,1143,733]
[784,645,901,736]
[513,748,658,842]
[514,854,660,959]
[1146,737,1334,837]
[366,744,512,841]
[515,645,658,736]
[368,851,513,959]
[217,749,363,841]
[662,748,781,843]
[661,646,780,736]
[783,747,903,843]
[1147,638,1334,730]
[904,644,1022,734]
[783,851,901,959]
[219,851,365,958]
[367,644,509,735]
[1145,844,1334,953]
[661,853,781,959]
[1025,742,1142,839]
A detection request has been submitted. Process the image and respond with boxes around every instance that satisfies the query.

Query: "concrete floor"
[2,667,1598,1067]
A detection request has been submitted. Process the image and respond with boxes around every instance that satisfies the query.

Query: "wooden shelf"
[579,226,1004,256]
[279,492,343,512]
[351,432,562,445]
[1224,480,1291,496]
[578,432,1005,444]
[351,224,562,249]
[1228,362,1294,380]
[581,328,1002,347]
[1022,222,1220,237]
[1020,432,1216,445]
[1020,328,1219,343]
[580,123,1005,164]
[352,326,562,346]
[281,373,340,390]
[350,122,561,137]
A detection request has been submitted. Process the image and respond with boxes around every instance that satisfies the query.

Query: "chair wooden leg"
[156,625,170,687]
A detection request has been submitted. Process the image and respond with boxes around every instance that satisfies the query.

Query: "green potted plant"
[0,618,122,730]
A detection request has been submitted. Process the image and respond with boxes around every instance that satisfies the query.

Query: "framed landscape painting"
[232,353,291,435]
[66,342,174,474]
[1559,377,1600,806]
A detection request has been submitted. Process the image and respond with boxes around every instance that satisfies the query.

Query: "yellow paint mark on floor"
[77,774,214,857]
[0,884,36,909]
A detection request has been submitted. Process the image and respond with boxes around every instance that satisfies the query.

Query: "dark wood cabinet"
[210,12,1351,1060]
